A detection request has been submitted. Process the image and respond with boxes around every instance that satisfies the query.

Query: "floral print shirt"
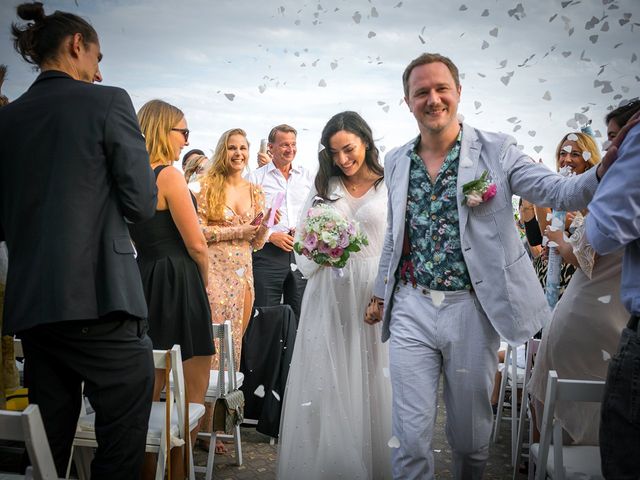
[397,131,472,291]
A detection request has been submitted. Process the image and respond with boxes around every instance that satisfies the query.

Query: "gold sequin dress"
[197,184,268,367]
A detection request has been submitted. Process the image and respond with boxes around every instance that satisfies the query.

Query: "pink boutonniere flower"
[462,170,497,207]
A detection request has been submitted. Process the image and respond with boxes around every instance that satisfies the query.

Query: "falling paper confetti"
[301,401,312,407]
[567,133,579,141]
[602,350,611,361]
[430,290,445,307]
[272,391,281,401]
[542,91,552,101]
[368,31,377,38]
[224,93,236,101]
[598,295,612,304]
[388,436,400,448]
[383,367,390,378]
[582,151,592,161]
[290,263,298,271]
[318,79,327,87]
[254,385,265,397]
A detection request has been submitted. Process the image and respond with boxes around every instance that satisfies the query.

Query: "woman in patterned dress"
[196,129,276,453]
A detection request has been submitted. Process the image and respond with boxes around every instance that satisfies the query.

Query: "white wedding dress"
[277,178,392,479]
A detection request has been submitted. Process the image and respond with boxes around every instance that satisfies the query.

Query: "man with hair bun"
[0,3,156,478]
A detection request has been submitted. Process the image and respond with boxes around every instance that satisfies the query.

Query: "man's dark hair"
[182,148,205,169]
[11,2,98,68]
[605,99,640,128]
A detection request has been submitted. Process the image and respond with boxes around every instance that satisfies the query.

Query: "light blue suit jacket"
[373,124,599,345]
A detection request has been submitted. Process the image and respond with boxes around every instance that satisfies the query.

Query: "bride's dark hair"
[315,111,384,201]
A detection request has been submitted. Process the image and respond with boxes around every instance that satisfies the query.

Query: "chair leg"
[513,387,529,479]
[493,345,511,443]
[234,424,243,466]
[511,356,518,466]
[205,431,217,480]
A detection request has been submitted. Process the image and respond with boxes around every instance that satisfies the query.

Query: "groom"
[366,52,609,478]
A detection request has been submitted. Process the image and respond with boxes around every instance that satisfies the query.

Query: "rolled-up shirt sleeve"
[586,124,640,255]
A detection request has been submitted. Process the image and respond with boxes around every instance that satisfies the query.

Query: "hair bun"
[17,2,45,22]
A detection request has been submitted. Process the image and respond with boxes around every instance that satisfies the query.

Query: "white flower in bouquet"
[294,203,368,269]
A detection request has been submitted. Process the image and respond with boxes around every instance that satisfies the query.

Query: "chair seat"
[76,402,205,447]
[206,370,244,398]
[530,443,603,479]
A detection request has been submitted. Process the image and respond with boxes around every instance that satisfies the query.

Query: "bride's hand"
[364,296,384,325]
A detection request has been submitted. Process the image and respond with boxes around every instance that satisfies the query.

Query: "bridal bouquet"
[294,203,368,269]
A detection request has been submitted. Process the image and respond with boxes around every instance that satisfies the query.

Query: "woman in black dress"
[129,100,214,445]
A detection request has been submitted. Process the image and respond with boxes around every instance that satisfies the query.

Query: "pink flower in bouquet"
[338,230,350,248]
[303,232,318,250]
[482,183,497,202]
[317,241,333,254]
[346,223,356,235]
[330,247,344,258]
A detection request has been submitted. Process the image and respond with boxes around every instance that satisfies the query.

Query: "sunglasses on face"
[171,128,190,141]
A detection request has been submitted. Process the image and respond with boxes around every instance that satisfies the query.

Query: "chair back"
[0,404,59,479]
[152,344,190,480]
[535,370,606,480]
[211,321,237,397]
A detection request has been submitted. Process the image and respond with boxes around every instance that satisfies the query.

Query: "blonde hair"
[137,99,184,165]
[201,128,248,221]
[554,132,601,172]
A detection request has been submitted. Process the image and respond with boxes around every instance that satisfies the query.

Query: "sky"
[0,0,638,173]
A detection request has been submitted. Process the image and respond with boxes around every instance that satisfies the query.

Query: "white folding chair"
[70,345,205,480]
[195,321,244,480]
[513,338,541,479]
[493,342,525,465]
[0,404,59,479]
[529,370,605,480]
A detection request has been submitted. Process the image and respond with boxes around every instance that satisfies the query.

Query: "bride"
[277,111,392,479]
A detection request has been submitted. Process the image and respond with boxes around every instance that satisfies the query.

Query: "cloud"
[1,0,638,171]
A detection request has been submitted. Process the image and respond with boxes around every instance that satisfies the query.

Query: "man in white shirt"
[246,124,314,321]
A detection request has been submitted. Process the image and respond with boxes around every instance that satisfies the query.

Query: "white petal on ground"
[254,385,265,398]
[388,436,400,449]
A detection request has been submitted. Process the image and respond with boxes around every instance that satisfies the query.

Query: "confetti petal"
[318,79,327,87]
[224,93,236,101]
[567,133,579,141]
[290,263,298,271]
[598,295,611,304]
[301,401,312,407]
[542,91,552,101]
[254,385,265,398]
[235,268,245,277]
[383,367,390,378]
[582,151,592,161]
[388,436,400,449]
[368,31,377,38]
[272,390,281,401]
[460,157,473,168]
[534,146,543,153]
[602,350,611,361]
[430,290,445,307]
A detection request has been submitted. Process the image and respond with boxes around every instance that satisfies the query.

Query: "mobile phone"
[250,212,264,226]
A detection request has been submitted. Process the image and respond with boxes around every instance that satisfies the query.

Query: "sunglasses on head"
[171,128,190,141]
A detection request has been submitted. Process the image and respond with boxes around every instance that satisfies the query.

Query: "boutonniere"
[462,170,497,207]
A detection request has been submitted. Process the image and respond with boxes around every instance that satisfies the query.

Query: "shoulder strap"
[154,165,169,178]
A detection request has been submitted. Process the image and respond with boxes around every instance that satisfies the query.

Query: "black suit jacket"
[0,71,157,334]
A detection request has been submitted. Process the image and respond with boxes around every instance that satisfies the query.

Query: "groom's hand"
[365,296,384,325]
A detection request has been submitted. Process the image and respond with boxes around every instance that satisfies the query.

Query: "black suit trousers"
[252,243,307,321]
[19,312,154,479]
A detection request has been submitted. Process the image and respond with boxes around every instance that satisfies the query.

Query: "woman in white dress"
[277,111,392,479]
[528,131,628,444]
